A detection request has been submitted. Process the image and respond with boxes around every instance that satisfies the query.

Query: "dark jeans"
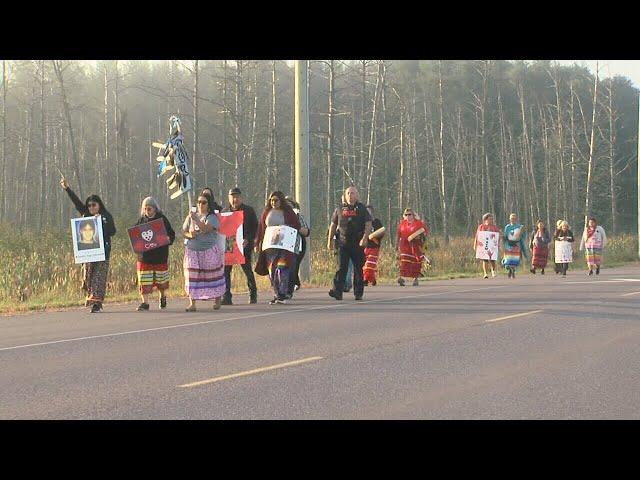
[288,237,307,295]
[223,247,257,300]
[333,244,365,298]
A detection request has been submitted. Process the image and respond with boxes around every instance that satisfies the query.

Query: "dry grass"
[0,224,637,313]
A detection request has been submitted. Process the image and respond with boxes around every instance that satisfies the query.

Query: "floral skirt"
[82,260,109,306]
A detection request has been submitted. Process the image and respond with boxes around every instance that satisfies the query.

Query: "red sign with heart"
[127,218,171,253]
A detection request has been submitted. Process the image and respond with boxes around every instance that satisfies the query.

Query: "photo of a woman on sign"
[77,218,100,250]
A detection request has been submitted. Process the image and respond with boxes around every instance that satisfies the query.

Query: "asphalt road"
[1,264,640,419]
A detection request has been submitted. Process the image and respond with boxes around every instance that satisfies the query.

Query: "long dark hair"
[198,192,215,215]
[85,194,113,222]
[200,187,222,212]
[265,191,292,213]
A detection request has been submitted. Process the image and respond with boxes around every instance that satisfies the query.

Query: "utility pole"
[295,60,311,281]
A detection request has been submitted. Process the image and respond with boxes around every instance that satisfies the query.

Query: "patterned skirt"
[184,245,226,300]
[399,249,423,278]
[82,260,109,306]
[584,238,603,266]
[137,261,169,294]
[502,243,521,267]
[265,249,293,297]
[531,245,549,269]
[363,247,379,283]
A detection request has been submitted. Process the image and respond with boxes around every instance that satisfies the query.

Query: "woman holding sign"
[396,208,428,286]
[133,197,175,311]
[182,192,226,311]
[474,213,501,279]
[255,191,301,304]
[60,175,116,313]
[553,220,574,276]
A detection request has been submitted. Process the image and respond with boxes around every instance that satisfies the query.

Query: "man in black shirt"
[221,187,259,304]
[327,186,372,301]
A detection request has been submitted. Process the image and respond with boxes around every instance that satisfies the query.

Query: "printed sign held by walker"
[127,218,171,254]
[71,215,106,264]
[218,211,245,265]
[476,230,500,261]
[262,225,298,253]
[554,241,573,263]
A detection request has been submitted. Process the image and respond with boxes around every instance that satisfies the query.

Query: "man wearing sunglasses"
[327,186,372,301]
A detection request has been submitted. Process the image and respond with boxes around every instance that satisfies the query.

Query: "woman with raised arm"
[60,175,116,313]
[182,192,225,311]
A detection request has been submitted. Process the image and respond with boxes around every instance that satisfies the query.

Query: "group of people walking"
[60,173,611,313]
[474,212,608,279]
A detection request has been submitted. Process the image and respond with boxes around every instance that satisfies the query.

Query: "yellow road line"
[178,356,324,388]
[485,309,543,324]
[621,291,640,297]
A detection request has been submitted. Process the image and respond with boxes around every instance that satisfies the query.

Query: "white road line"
[484,309,543,323]
[0,285,507,353]
[565,280,632,284]
[621,291,640,297]
[178,356,324,388]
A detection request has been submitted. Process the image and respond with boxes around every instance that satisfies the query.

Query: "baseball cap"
[228,187,241,195]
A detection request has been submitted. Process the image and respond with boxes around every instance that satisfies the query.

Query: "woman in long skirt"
[362,205,385,286]
[60,175,116,313]
[529,219,551,274]
[502,213,528,279]
[396,208,427,286]
[182,192,225,311]
[580,217,607,276]
[554,220,574,276]
[254,191,301,304]
[134,197,175,311]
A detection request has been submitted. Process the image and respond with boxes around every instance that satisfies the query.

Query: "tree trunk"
[584,63,599,229]
[326,60,335,219]
[437,61,449,243]
[1,60,6,222]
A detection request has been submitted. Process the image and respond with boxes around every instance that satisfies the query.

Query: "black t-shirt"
[331,202,372,246]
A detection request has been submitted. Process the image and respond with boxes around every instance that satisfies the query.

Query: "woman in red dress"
[396,208,428,286]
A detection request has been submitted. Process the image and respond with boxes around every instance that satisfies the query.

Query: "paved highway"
[1,265,639,419]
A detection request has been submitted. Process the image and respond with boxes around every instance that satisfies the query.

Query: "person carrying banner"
[285,196,310,298]
[254,191,301,304]
[529,219,551,275]
[553,220,574,276]
[396,208,427,286]
[580,217,607,276]
[474,212,501,279]
[328,186,372,301]
[60,175,116,313]
[134,197,175,311]
[221,187,259,305]
[362,205,385,286]
[502,213,528,279]
[182,192,225,311]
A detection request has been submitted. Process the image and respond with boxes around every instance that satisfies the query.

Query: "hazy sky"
[557,60,640,87]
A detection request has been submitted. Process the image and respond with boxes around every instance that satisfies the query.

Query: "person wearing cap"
[221,187,259,304]
[327,186,372,301]
[396,207,428,286]
[474,212,500,279]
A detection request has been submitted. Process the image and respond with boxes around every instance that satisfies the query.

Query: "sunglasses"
[197,200,208,204]
[403,213,413,216]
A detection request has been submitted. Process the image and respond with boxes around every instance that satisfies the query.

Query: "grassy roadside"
[1,230,637,315]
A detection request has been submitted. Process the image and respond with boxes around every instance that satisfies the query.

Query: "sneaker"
[328,289,343,301]
[137,303,150,311]
[276,297,287,304]
[354,296,363,301]
[221,296,233,306]
[397,278,405,287]
[90,303,101,313]
[541,269,545,275]
[530,268,536,274]
[483,274,489,279]
[294,284,300,291]
[371,280,377,286]
[159,296,167,309]
[588,270,593,276]
[269,297,278,305]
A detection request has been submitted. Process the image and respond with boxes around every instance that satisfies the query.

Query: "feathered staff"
[152,115,193,204]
